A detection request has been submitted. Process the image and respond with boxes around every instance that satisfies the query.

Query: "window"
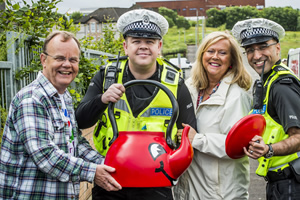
[90,22,96,33]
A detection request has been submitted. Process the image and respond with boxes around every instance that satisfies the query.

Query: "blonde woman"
[174,31,252,200]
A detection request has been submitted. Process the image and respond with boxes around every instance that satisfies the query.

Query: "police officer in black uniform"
[75,9,197,200]
[232,18,300,200]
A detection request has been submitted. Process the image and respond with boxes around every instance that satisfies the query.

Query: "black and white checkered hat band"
[241,27,279,40]
[123,21,162,36]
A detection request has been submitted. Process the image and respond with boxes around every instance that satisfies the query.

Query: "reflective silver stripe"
[269,164,288,171]
[115,99,129,113]
[141,108,151,117]
[268,151,300,171]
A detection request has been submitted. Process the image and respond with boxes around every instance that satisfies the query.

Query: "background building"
[136,0,265,17]
[76,5,141,39]
[75,0,265,39]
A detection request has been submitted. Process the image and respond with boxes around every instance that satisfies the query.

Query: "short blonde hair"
[191,31,252,91]
[43,31,80,53]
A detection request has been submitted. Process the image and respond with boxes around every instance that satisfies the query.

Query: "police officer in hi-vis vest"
[75,9,197,200]
[232,18,300,199]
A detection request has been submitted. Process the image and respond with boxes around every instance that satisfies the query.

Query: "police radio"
[253,60,266,109]
[104,51,121,91]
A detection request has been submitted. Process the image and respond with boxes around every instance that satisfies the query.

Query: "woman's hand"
[177,123,197,144]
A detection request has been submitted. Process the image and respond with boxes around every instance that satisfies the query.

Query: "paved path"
[249,159,266,200]
[186,45,266,200]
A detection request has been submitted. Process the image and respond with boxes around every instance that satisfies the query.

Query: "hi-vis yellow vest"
[93,57,180,156]
[251,63,300,176]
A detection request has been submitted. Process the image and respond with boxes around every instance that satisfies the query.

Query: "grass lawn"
[162,26,300,59]
[280,31,300,59]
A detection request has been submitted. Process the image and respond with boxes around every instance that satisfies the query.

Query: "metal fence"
[0,61,13,111]
[0,31,116,132]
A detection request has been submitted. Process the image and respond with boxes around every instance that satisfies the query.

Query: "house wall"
[136,0,265,17]
[76,24,87,39]
[76,20,120,41]
[76,18,100,39]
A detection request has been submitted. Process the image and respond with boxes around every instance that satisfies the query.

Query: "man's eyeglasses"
[44,52,80,64]
[244,42,277,56]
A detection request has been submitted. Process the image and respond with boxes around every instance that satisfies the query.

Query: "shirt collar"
[37,71,71,99]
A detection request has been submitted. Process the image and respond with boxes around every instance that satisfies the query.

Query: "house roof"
[77,5,143,24]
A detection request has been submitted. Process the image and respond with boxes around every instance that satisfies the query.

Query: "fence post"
[6,31,19,95]
[0,61,13,110]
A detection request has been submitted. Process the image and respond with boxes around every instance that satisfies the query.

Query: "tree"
[205,6,300,31]
[206,8,226,28]
[159,7,177,25]
[224,6,259,29]
[70,11,83,23]
[0,0,78,63]
[0,0,80,107]
[261,6,298,31]
[158,7,190,30]
[297,14,300,31]
[176,15,191,30]
[164,15,175,28]
[0,0,68,41]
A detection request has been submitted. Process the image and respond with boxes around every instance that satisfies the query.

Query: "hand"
[101,84,125,104]
[243,135,269,159]
[177,123,197,144]
[94,165,122,191]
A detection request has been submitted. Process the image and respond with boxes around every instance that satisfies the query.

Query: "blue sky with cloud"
[55,0,300,14]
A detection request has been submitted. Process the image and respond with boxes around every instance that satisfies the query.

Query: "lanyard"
[59,94,76,155]
[61,107,74,142]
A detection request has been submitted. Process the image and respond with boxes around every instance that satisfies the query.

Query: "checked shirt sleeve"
[14,97,97,183]
[77,130,104,165]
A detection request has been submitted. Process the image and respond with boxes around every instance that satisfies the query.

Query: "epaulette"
[273,65,289,72]
[100,65,106,70]
[162,58,181,71]
[108,55,128,62]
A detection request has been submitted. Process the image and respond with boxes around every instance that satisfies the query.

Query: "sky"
[55,0,300,14]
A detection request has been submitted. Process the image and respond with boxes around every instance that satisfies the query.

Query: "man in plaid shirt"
[0,31,121,199]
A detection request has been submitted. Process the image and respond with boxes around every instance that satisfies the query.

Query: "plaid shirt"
[0,72,104,199]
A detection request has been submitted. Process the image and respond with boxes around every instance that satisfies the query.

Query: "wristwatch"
[264,144,274,158]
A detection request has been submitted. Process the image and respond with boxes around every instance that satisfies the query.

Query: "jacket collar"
[187,73,234,111]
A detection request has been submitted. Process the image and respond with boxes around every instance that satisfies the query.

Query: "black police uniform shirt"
[264,60,300,133]
[75,61,197,131]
